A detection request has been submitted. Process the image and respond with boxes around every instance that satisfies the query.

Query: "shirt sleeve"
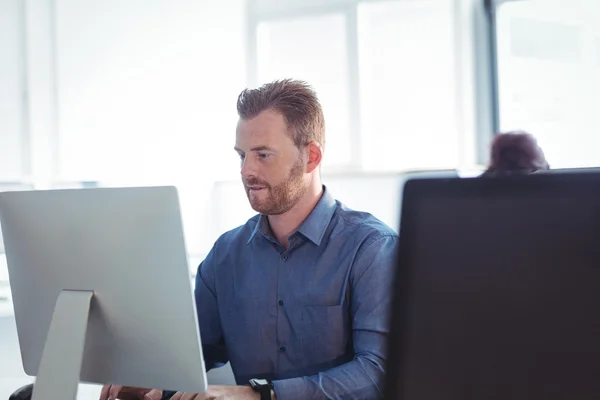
[272,234,398,400]
[162,245,228,400]
[195,243,229,371]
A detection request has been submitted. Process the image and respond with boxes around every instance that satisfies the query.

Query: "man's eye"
[258,153,269,159]
[238,153,245,160]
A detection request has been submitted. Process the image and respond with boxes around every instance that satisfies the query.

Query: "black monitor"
[385,172,600,399]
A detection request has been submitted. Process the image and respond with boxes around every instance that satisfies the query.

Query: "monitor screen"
[386,173,600,399]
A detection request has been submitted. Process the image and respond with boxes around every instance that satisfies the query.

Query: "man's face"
[235,109,308,215]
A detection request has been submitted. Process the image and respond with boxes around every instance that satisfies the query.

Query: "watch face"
[254,379,268,386]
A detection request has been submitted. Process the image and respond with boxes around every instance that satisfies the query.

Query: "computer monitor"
[0,182,34,254]
[0,186,207,400]
[385,172,600,399]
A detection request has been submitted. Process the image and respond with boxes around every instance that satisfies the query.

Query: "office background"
[1,0,598,398]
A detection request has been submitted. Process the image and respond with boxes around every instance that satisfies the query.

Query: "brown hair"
[236,79,325,149]
[485,131,549,175]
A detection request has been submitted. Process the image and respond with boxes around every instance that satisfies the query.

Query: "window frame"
[0,0,31,181]
[474,0,502,165]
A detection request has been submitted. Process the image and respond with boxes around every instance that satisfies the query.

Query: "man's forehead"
[236,113,292,149]
[236,124,275,147]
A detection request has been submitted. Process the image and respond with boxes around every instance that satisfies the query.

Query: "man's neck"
[268,182,323,248]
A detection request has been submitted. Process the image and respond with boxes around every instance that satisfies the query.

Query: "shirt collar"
[247,212,273,244]
[296,186,336,246]
[247,185,336,246]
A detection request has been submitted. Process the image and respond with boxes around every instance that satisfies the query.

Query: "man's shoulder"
[333,200,398,242]
[214,214,261,249]
[330,201,398,279]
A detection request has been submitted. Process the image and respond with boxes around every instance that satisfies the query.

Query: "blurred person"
[101,79,398,400]
[482,131,549,176]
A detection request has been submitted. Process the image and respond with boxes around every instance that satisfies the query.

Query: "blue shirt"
[195,187,398,399]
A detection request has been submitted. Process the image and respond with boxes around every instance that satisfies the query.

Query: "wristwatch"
[249,378,274,400]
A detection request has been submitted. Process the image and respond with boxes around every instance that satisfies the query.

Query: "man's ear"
[305,142,323,174]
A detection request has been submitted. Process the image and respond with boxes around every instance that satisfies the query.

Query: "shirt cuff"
[272,377,311,400]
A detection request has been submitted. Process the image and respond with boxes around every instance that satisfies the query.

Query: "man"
[101,79,398,400]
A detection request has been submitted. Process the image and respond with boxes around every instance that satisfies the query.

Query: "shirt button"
[278,300,284,306]
[279,346,286,352]
[281,255,288,261]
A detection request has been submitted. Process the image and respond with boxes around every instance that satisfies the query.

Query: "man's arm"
[161,246,229,400]
[272,234,398,400]
[195,245,229,370]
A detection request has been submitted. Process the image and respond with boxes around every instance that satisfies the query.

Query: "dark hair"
[484,131,549,175]
[236,79,325,149]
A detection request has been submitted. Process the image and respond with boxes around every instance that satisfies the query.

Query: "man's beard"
[243,157,307,215]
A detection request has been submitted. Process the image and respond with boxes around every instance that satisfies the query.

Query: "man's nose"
[241,156,257,178]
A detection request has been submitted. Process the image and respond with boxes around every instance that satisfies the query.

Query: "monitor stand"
[30,290,94,400]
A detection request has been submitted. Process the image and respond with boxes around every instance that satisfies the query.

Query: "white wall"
[207,170,461,248]
[0,0,26,180]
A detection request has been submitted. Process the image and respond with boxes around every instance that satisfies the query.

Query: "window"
[251,0,464,171]
[357,0,459,170]
[257,13,352,167]
[496,0,600,168]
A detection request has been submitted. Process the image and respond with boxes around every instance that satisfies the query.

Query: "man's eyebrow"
[233,146,276,152]
[250,146,276,152]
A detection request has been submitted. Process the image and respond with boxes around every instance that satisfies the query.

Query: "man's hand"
[170,385,260,400]
[99,384,163,400]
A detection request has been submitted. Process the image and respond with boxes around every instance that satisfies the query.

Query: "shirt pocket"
[289,304,349,364]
